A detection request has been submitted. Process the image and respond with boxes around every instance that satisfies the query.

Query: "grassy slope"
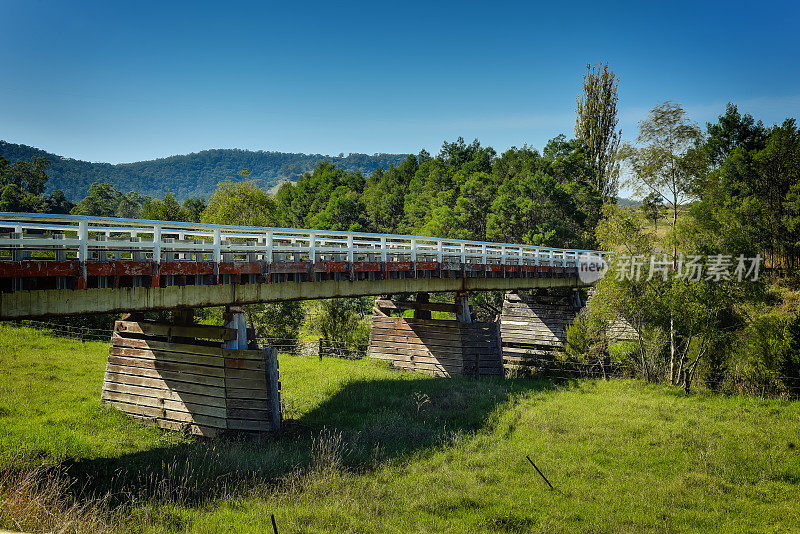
[1,325,799,533]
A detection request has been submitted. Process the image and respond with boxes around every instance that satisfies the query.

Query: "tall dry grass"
[0,461,115,533]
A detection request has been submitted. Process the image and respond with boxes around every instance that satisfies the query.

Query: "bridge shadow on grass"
[61,374,559,507]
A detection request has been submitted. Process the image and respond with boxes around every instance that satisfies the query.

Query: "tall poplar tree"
[575,62,622,202]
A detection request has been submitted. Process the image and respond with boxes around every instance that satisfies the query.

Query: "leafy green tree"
[71,182,125,217]
[182,197,207,222]
[245,302,306,345]
[201,181,277,226]
[0,155,71,213]
[622,101,704,265]
[142,193,188,221]
[0,155,49,196]
[316,298,370,351]
[640,192,665,232]
[575,62,621,202]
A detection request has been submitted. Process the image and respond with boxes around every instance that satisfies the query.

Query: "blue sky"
[1,0,799,164]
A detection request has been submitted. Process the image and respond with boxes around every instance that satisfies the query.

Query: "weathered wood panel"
[368,313,502,377]
[500,293,576,375]
[101,320,280,436]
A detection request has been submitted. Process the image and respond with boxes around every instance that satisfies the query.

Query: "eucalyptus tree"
[622,101,704,266]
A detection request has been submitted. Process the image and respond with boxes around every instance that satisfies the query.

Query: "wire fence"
[12,319,114,342]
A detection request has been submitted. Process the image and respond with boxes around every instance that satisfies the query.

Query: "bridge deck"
[0,213,605,318]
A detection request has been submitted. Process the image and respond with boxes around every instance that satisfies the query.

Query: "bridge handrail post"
[460,243,466,263]
[153,225,162,263]
[347,235,354,262]
[212,228,221,264]
[437,240,443,263]
[380,236,387,262]
[500,246,506,265]
[481,243,487,264]
[265,230,273,262]
[78,220,89,262]
[411,238,417,262]
[309,232,316,263]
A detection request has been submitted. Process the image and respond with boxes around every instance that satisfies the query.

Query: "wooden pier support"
[100,310,281,437]
[368,293,502,377]
[500,291,577,375]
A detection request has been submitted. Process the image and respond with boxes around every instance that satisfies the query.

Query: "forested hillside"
[0,141,408,201]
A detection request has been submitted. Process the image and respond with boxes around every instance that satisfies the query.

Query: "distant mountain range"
[0,141,410,201]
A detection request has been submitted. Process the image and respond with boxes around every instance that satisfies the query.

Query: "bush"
[725,312,800,398]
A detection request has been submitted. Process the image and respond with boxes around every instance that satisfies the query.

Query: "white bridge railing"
[0,213,609,268]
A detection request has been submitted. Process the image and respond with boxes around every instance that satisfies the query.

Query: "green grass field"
[1,324,799,533]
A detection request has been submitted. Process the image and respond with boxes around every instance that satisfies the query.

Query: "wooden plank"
[104,399,228,429]
[227,408,270,420]
[369,333,462,347]
[370,316,461,329]
[375,300,459,314]
[102,381,226,408]
[368,351,464,366]
[371,323,461,334]
[225,376,267,390]
[105,363,225,388]
[125,413,221,437]
[227,398,270,411]
[369,322,463,336]
[101,389,227,419]
[112,333,268,362]
[110,346,224,368]
[115,320,237,341]
[224,356,266,370]
[103,371,226,398]
[111,333,223,357]
[227,419,273,432]
[107,355,225,378]
[224,367,267,381]
[225,387,269,400]
[368,340,462,356]
[221,348,267,361]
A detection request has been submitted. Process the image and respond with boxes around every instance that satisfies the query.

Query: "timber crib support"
[368,293,503,377]
[100,308,281,437]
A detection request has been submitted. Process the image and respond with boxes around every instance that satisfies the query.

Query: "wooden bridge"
[0,213,608,319]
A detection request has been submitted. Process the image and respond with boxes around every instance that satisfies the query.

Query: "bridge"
[0,212,610,436]
[0,213,608,319]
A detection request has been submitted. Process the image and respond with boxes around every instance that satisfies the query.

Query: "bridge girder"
[0,276,586,319]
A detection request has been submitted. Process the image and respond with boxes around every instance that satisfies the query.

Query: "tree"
[0,155,49,196]
[141,193,188,221]
[622,101,704,266]
[71,182,125,217]
[201,181,277,227]
[640,192,665,232]
[245,302,306,347]
[0,155,71,213]
[182,198,207,222]
[575,62,622,202]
